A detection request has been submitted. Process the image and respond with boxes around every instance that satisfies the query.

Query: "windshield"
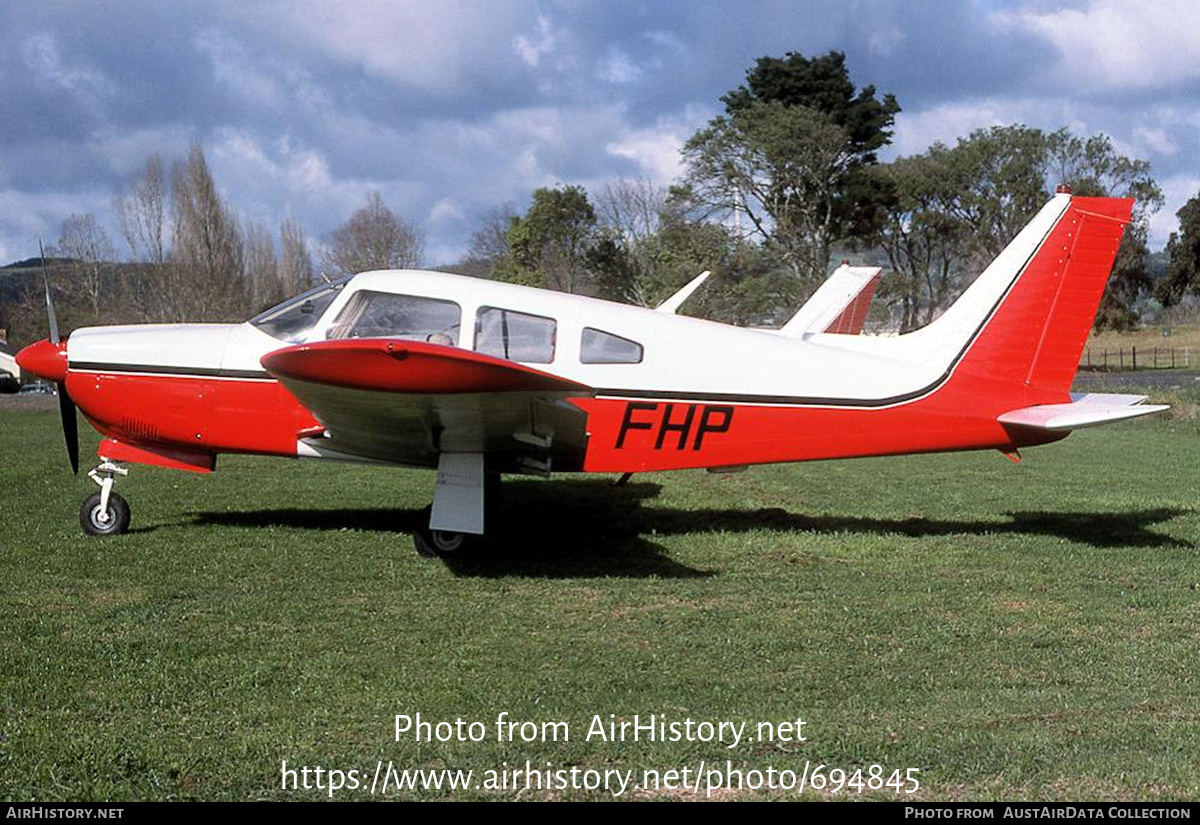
[250,277,351,342]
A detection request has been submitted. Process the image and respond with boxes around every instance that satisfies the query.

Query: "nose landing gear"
[80,460,130,536]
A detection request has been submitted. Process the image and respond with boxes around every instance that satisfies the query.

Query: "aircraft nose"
[16,338,68,383]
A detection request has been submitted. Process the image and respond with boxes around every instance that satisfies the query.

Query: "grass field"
[1081,324,1198,371]
[0,401,1196,801]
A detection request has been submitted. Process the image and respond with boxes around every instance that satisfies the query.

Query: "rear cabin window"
[328,291,461,344]
[580,328,643,364]
[474,307,556,363]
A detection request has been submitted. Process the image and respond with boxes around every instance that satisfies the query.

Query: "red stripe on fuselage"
[65,369,318,458]
[575,369,1066,473]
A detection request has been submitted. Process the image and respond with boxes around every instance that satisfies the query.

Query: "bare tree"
[324,191,423,276]
[592,177,669,305]
[242,220,279,311]
[113,154,167,264]
[53,213,115,318]
[456,204,517,278]
[595,177,666,250]
[278,216,313,297]
[170,142,246,320]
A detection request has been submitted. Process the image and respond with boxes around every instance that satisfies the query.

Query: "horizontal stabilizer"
[998,393,1169,431]
[779,265,881,337]
[656,270,710,314]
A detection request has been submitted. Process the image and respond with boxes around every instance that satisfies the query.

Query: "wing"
[262,339,595,471]
[777,265,881,336]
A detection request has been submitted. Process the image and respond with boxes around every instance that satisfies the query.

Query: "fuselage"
[24,192,1125,476]
[53,274,1052,475]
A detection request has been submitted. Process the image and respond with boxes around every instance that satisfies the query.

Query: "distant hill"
[1,256,75,269]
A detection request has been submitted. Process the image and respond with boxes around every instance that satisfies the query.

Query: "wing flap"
[998,393,1169,431]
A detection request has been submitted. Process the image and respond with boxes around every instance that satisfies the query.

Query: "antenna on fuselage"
[656,270,711,315]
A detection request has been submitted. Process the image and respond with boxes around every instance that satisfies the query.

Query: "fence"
[1081,346,1193,371]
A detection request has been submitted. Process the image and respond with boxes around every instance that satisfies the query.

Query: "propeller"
[40,241,79,475]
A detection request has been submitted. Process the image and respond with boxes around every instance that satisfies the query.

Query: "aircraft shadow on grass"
[183,478,1191,578]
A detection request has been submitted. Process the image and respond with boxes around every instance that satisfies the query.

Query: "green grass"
[0,405,1196,801]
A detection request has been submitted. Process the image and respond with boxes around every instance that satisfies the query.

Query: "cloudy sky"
[1,0,1197,267]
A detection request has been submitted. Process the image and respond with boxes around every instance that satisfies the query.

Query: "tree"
[455,204,517,279]
[876,125,1162,331]
[170,142,246,320]
[499,185,598,293]
[722,51,900,161]
[325,191,423,276]
[874,154,967,331]
[682,101,857,286]
[933,125,1051,263]
[681,50,899,293]
[242,220,279,312]
[1156,193,1199,307]
[592,177,669,305]
[112,153,167,264]
[278,217,313,297]
[53,213,115,318]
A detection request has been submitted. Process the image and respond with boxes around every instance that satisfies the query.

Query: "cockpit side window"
[580,328,643,364]
[250,278,350,343]
[328,291,462,344]
[474,307,556,363]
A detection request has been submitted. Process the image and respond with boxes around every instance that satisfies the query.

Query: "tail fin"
[917,193,1132,397]
[778,265,881,336]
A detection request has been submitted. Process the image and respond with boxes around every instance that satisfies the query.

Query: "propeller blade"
[39,239,60,345]
[57,382,79,475]
[38,240,75,473]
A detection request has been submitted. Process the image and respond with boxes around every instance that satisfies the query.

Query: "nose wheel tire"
[80,491,131,536]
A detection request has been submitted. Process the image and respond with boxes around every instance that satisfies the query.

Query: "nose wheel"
[80,490,130,536]
[81,460,131,536]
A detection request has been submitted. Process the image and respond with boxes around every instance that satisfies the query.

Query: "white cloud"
[598,48,642,83]
[867,26,905,58]
[605,105,713,183]
[0,187,115,251]
[514,13,557,68]
[429,197,464,226]
[194,29,285,108]
[888,97,1192,164]
[1132,127,1176,158]
[20,31,113,122]
[88,126,194,176]
[1148,173,1199,248]
[888,100,1015,157]
[230,1,532,93]
[992,0,1200,93]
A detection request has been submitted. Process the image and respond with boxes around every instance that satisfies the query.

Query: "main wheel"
[413,505,476,557]
[80,491,131,536]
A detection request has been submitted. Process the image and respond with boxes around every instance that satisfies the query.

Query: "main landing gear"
[80,459,130,536]
[412,453,501,558]
[412,505,476,557]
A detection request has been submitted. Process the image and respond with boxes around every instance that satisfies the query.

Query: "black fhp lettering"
[615,402,735,450]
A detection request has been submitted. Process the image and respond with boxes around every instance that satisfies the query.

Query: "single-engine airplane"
[17,191,1166,555]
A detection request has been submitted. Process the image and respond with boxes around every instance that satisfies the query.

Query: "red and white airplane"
[17,191,1165,554]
